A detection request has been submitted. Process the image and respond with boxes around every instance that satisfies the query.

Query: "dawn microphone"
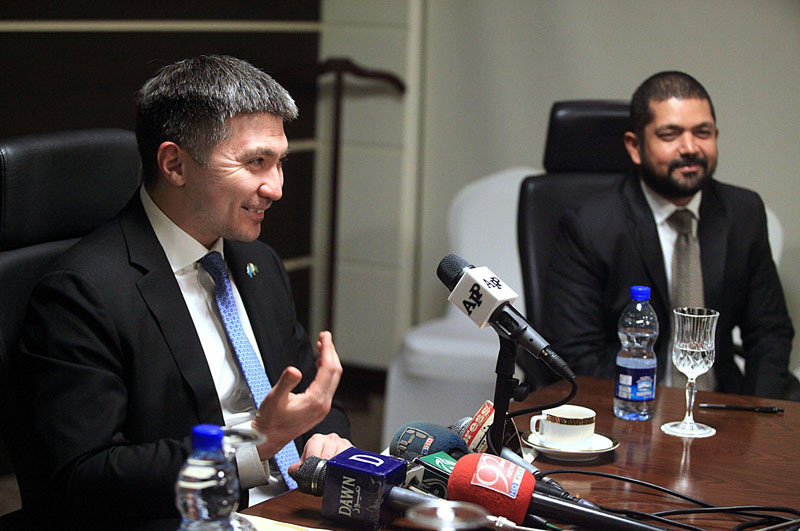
[292,447,435,529]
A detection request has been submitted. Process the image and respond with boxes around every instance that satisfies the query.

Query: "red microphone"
[447,453,665,531]
[447,453,534,525]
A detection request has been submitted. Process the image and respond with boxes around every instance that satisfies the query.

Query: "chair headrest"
[543,100,633,173]
[0,128,141,250]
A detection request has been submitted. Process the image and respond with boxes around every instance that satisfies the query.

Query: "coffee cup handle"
[530,414,545,436]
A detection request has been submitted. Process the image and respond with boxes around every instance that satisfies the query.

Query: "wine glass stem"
[683,377,697,424]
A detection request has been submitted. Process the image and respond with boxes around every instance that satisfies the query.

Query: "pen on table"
[698,403,784,413]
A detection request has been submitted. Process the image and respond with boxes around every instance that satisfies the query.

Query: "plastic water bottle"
[176,424,240,530]
[613,285,658,421]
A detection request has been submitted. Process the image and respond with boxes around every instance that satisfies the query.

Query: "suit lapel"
[119,196,223,424]
[698,182,727,312]
[621,176,670,312]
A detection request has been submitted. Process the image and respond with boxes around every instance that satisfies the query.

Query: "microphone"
[404,451,458,498]
[448,453,665,531]
[390,421,469,459]
[292,447,435,529]
[393,420,583,506]
[452,403,569,496]
[436,254,575,381]
[450,401,521,454]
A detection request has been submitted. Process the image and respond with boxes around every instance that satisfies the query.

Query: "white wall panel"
[337,144,404,265]
[333,263,404,369]
[314,0,421,367]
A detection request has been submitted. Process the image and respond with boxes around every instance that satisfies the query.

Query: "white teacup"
[529,405,596,449]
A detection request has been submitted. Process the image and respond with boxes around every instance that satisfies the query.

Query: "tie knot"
[668,209,694,235]
[198,251,228,284]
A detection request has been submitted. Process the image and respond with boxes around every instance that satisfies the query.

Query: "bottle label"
[615,366,656,401]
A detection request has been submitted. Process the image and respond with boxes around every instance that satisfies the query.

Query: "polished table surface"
[244,376,800,530]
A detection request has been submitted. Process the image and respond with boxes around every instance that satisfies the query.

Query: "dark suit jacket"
[17,194,350,528]
[540,173,794,398]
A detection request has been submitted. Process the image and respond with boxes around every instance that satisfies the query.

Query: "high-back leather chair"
[0,129,141,524]
[516,101,631,388]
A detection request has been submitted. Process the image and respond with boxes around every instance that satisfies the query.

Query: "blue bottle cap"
[192,424,224,452]
[630,285,651,301]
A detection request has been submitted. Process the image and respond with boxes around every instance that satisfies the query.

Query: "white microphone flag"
[447,266,518,328]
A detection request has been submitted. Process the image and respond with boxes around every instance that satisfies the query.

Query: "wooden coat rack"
[312,58,405,330]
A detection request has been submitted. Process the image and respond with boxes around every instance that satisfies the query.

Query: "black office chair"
[516,101,631,388]
[0,129,141,526]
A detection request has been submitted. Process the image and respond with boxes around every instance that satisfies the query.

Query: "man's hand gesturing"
[252,331,342,460]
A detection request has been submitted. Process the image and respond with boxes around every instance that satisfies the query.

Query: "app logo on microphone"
[470,454,524,499]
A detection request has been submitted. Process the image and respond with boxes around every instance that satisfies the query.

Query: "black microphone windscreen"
[294,456,327,495]
[436,254,471,291]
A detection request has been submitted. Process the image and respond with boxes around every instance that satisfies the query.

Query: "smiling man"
[18,56,352,528]
[539,71,795,399]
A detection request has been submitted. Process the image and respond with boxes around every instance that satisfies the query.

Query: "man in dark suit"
[18,55,351,528]
[540,71,794,398]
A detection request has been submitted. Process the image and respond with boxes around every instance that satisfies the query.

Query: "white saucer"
[523,432,620,462]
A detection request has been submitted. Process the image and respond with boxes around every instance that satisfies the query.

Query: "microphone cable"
[541,468,800,529]
[741,518,800,531]
[488,378,577,455]
[654,506,800,528]
[505,378,578,421]
[485,365,576,457]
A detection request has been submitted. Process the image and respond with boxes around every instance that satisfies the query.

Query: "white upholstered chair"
[381,167,538,447]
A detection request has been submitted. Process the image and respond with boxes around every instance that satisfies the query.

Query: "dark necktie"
[199,251,300,489]
[667,210,714,391]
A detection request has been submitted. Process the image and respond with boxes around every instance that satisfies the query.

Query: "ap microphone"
[436,254,575,381]
[390,421,468,459]
[448,454,665,531]
[292,447,435,529]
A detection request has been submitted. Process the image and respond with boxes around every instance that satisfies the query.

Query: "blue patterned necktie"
[198,251,299,489]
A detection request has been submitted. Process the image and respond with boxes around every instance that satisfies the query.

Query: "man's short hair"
[135,55,298,185]
[630,71,716,140]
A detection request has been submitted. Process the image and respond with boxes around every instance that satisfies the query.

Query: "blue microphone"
[389,421,469,459]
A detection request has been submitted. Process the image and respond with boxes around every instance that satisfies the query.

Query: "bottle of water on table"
[176,424,241,530]
[614,285,658,421]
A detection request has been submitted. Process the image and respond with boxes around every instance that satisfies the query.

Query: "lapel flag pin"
[246,263,259,278]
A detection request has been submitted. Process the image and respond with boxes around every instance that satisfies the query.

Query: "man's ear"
[623,131,642,166]
[156,142,186,186]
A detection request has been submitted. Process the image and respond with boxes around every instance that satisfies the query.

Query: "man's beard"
[638,151,714,200]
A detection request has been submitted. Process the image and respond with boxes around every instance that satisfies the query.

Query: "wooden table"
[244,376,800,530]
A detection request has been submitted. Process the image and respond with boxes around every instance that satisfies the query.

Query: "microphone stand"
[489,337,519,454]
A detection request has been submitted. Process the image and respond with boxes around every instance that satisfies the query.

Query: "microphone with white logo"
[292,447,435,529]
[448,454,665,531]
[451,407,568,494]
[389,421,469,459]
[436,254,575,382]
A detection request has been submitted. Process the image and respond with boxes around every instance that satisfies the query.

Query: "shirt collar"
[140,186,225,272]
[640,178,702,225]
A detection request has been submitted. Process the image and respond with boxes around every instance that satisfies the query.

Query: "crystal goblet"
[661,307,719,438]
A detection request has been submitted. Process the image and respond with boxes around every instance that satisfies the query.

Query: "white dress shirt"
[140,186,286,504]
[640,181,702,385]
